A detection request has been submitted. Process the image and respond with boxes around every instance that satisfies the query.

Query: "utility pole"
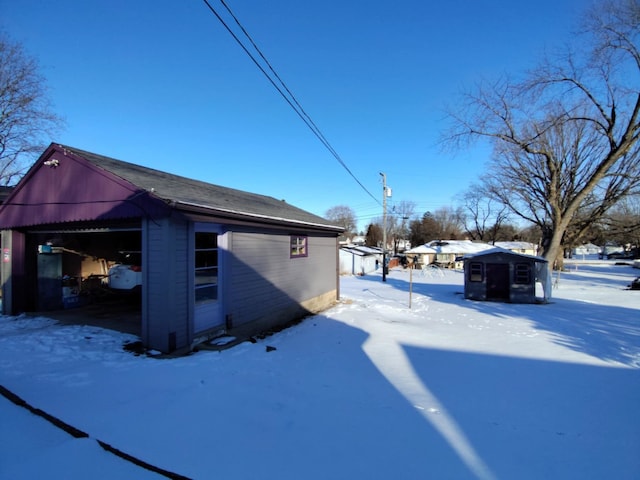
[380,172,388,282]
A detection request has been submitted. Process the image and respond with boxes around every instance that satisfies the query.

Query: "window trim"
[194,230,218,304]
[290,235,308,258]
[514,262,532,285]
[469,262,483,282]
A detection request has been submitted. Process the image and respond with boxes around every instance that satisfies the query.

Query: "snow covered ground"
[0,261,639,479]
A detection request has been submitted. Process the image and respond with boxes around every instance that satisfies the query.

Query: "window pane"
[515,264,531,284]
[195,230,219,305]
[470,262,483,282]
[290,236,307,257]
[195,285,217,302]
[195,232,217,249]
[195,267,217,286]
[196,250,217,268]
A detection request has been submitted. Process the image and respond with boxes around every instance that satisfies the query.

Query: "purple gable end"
[0,145,170,228]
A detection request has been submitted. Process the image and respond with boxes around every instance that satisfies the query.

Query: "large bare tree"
[0,33,62,185]
[601,195,640,250]
[460,184,511,242]
[324,205,357,238]
[445,0,640,267]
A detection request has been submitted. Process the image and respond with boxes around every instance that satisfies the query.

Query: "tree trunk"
[542,225,566,271]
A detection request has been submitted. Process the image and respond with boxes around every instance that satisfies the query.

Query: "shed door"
[193,226,223,333]
[486,263,510,300]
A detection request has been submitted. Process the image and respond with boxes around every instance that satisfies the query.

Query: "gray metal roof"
[62,145,342,231]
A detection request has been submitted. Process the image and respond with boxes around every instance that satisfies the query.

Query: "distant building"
[494,241,538,256]
[339,246,382,276]
[424,240,495,268]
[572,243,600,256]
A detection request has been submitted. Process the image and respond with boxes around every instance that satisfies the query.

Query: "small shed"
[463,249,550,303]
[0,144,343,353]
[339,246,382,276]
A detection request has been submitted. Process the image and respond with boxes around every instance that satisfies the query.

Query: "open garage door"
[26,223,143,335]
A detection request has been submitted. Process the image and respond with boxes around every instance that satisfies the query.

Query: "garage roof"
[0,144,343,232]
[65,145,341,231]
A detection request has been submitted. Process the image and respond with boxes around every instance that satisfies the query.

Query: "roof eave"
[173,200,344,233]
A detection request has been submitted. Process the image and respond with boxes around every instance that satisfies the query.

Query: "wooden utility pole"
[380,172,387,282]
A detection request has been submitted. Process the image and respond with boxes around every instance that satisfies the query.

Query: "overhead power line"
[201,0,380,205]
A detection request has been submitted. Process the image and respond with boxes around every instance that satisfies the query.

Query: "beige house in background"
[494,241,538,256]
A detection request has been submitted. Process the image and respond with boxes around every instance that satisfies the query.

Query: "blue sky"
[1,0,587,231]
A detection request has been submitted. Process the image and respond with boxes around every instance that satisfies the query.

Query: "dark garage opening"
[25,226,142,335]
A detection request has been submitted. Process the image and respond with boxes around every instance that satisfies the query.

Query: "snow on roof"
[425,240,495,254]
[405,244,437,254]
[464,247,547,262]
[575,242,600,250]
[494,241,537,251]
[341,246,382,256]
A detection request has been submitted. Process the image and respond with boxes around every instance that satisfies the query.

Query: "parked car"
[108,252,142,291]
[607,251,634,260]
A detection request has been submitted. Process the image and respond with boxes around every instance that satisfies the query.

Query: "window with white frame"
[195,232,218,302]
[290,235,308,258]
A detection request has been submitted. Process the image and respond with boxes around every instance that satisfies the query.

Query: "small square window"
[290,235,308,258]
[469,262,483,282]
[515,263,531,284]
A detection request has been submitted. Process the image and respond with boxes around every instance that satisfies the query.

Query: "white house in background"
[427,240,497,268]
[395,239,411,252]
[494,241,538,256]
[601,243,624,257]
[572,243,601,256]
[404,244,437,268]
[406,240,496,269]
[339,246,382,276]
[351,235,366,246]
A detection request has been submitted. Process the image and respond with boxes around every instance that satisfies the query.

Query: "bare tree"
[0,33,63,185]
[390,200,416,252]
[324,205,357,238]
[432,206,465,240]
[601,195,640,250]
[460,183,510,241]
[445,0,640,268]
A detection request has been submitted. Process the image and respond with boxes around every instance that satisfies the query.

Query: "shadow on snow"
[357,268,640,367]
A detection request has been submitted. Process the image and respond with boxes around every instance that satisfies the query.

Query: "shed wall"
[339,250,379,275]
[144,217,190,352]
[464,252,548,303]
[227,232,337,332]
